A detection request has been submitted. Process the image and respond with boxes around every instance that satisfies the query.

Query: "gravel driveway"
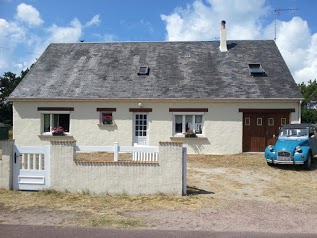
[130,153,317,233]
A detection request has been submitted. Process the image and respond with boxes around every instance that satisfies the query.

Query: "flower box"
[51,126,65,136]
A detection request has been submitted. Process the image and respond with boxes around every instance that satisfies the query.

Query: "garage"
[240,109,295,152]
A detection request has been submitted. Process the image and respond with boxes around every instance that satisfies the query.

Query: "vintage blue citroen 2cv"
[265,124,317,169]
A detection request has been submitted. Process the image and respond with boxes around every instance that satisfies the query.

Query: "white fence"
[75,142,159,162]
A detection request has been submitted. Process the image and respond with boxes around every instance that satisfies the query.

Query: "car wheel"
[304,152,312,170]
[267,162,274,167]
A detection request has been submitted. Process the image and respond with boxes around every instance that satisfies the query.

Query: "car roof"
[282,124,313,129]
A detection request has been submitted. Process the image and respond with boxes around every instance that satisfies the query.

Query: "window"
[248,63,266,76]
[268,118,274,126]
[245,117,250,126]
[138,66,149,75]
[281,118,287,126]
[100,112,113,125]
[257,118,262,126]
[97,108,116,125]
[174,114,203,135]
[43,113,70,134]
[135,114,147,136]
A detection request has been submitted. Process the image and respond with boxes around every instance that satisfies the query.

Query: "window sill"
[170,135,207,139]
[98,123,116,126]
[38,134,74,140]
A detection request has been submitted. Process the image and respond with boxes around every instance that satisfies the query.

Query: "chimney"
[219,20,228,52]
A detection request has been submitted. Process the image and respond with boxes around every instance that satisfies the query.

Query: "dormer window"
[138,66,149,75]
[248,63,266,76]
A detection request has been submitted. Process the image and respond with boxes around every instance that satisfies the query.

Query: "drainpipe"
[299,100,302,123]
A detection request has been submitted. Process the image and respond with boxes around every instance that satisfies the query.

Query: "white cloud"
[85,15,101,27]
[47,18,82,43]
[0,19,26,72]
[0,3,100,75]
[161,0,316,83]
[161,0,270,41]
[16,3,43,27]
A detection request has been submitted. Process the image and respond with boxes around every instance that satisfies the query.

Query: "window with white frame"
[257,117,262,126]
[245,117,250,126]
[96,108,116,125]
[174,114,203,135]
[100,112,113,125]
[268,118,274,126]
[43,113,70,134]
[281,118,287,126]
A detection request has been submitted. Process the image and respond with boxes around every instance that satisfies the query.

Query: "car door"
[309,126,317,156]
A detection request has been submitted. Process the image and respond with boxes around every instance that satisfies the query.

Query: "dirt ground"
[1,153,317,233]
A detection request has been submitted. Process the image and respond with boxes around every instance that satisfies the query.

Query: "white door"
[133,113,148,145]
[13,145,50,191]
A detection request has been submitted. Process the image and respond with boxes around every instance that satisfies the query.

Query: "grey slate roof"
[9,40,303,100]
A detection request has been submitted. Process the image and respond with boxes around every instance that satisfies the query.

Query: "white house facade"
[11,99,300,154]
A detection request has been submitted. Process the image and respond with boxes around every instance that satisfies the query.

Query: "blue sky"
[0,0,316,83]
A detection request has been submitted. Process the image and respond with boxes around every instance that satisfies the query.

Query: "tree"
[0,69,29,125]
[298,79,317,123]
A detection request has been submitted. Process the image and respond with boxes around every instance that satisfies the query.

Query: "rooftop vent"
[138,66,150,75]
[248,64,266,76]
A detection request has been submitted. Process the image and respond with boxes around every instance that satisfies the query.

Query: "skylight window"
[248,64,266,76]
[138,66,149,75]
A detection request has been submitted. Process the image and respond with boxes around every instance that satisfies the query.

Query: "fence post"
[114,142,119,162]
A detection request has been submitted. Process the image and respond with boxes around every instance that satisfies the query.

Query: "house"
[9,22,303,154]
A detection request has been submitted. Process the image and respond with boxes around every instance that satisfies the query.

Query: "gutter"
[7,97,304,103]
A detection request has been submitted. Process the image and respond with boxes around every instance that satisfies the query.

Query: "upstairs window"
[248,63,266,76]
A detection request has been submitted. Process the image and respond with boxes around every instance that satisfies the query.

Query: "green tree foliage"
[0,69,28,125]
[298,79,317,123]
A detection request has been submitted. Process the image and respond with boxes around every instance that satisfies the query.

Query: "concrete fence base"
[50,141,184,195]
[0,139,186,195]
[0,140,14,189]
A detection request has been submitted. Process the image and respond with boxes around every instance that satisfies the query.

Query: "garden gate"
[12,145,50,190]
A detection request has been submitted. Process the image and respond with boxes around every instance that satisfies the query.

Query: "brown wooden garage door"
[240,109,295,152]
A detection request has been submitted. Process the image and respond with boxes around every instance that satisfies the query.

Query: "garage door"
[240,109,295,152]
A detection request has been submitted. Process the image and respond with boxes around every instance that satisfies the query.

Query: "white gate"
[13,145,50,191]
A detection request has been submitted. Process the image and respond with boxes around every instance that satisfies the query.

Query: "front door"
[133,113,148,145]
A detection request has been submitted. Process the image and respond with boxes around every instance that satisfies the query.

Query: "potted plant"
[102,115,113,124]
[51,126,65,136]
[185,129,197,138]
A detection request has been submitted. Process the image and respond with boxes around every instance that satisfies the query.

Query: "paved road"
[1,225,317,238]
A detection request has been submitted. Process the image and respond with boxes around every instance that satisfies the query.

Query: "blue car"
[265,124,317,169]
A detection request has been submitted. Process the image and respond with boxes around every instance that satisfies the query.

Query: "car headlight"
[268,145,274,151]
[295,146,302,152]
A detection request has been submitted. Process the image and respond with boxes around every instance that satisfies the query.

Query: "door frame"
[133,112,149,145]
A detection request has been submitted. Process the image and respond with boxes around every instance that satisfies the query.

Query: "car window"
[279,128,308,138]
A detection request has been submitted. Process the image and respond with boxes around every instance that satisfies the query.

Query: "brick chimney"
[219,20,228,52]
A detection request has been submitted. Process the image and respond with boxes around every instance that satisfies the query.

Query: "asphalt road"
[1,225,317,238]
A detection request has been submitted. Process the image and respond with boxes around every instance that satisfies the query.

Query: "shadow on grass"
[187,186,215,195]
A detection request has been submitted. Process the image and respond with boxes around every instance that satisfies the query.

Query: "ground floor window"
[43,113,70,133]
[174,114,203,135]
[100,112,113,124]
